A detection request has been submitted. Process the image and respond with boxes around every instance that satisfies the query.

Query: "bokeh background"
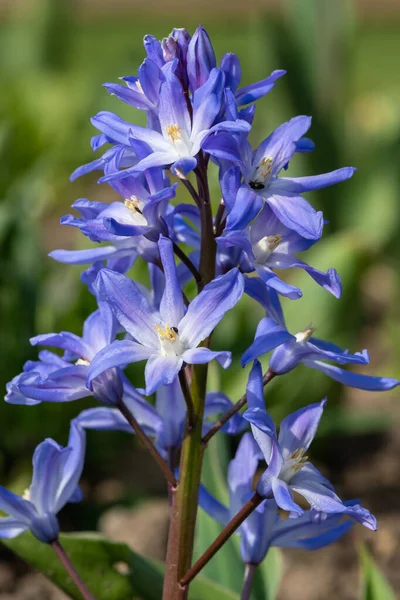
[0,0,399,598]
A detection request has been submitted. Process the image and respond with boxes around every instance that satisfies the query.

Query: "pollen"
[266,234,282,251]
[23,487,31,501]
[124,196,142,213]
[75,358,90,367]
[154,323,178,341]
[289,448,309,472]
[295,326,316,343]
[167,124,182,142]
[259,157,273,178]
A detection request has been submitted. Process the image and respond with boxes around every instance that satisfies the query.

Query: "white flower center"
[165,123,192,157]
[294,327,315,343]
[124,196,148,227]
[253,234,282,264]
[75,358,90,366]
[248,156,274,190]
[279,448,308,483]
[154,323,184,357]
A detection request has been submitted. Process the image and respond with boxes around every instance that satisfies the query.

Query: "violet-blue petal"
[198,485,230,526]
[305,360,400,391]
[243,278,286,327]
[181,347,232,369]
[274,167,356,193]
[235,69,286,105]
[0,486,37,523]
[0,518,28,539]
[75,407,133,435]
[53,422,86,513]
[144,355,183,395]
[202,132,243,166]
[49,246,119,265]
[225,186,263,232]
[158,236,185,326]
[95,269,159,349]
[87,340,153,386]
[269,254,342,298]
[30,439,71,514]
[272,478,303,515]
[155,379,186,449]
[246,360,266,410]
[266,193,323,240]
[255,264,303,300]
[241,317,294,366]
[179,269,244,348]
[30,333,92,362]
[220,52,241,91]
[279,399,327,456]
[170,156,198,176]
[187,25,216,91]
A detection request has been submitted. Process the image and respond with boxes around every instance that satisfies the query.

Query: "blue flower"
[87,236,244,395]
[199,432,375,565]
[6,303,124,406]
[205,116,355,240]
[241,290,399,392]
[75,379,246,459]
[0,422,85,543]
[242,397,376,526]
[217,202,341,299]
[93,64,250,180]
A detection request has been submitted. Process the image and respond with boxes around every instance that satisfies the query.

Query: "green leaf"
[2,531,239,600]
[360,544,395,600]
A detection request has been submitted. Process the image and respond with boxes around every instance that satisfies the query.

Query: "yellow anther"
[167,124,182,142]
[295,326,316,344]
[23,488,31,501]
[289,448,309,472]
[124,196,142,213]
[154,323,178,341]
[266,234,282,251]
[259,157,273,178]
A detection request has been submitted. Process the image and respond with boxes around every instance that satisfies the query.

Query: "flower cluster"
[2,25,397,598]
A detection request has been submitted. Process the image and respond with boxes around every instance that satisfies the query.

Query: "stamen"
[154,323,178,341]
[249,157,274,190]
[295,326,316,343]
[75,358,90,366]
[167,124,182,142]
[124,196,142,214]
[259,157,273,178]
[23,487,31,501]
[136,80,144,94]
[289,448,309,472]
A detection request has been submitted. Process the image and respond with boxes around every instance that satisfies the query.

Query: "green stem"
[162,364,208,600]
[162,153,215,599]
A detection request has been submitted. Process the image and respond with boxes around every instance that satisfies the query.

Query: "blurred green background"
[0,0,399,597]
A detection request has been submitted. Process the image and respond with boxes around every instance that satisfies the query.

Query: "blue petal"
[144,355,183,395]
[243,277,286,327]
[158,236,185,327]
[179,269,244,348]
[226,186,263,232]
[241,317,294,366]
[306,360,400,391]
[278,399,327,455]
[187,25,216,92]
[87,340,153,386]
[155,379,186,449]
[181,347,231,369]
[171,157,198,175]
[202,132,243,166]
[30,439,72,514]
[95,269,159,349]
[246,360,266,410]
[254,265,302,300]
[0,517,28,539]
[0,486,36,523]
[53,422,86,513]
[269,255,342,298]
[49,246,119,265]
[272,478,303,515]
[274,167,356,193]
[198,485,230,526]
[191,68,225,138]
[266,193,323,240]
[30,333,92,362]
[235,69,286,105]
[220,52,241,92]
[228,433,260,504]
[75,407,133,434]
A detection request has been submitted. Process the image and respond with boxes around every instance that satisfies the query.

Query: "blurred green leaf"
[2,531,240,600]
[359,544,395,600]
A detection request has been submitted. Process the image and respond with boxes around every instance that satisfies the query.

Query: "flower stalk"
[51,539,96,600]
